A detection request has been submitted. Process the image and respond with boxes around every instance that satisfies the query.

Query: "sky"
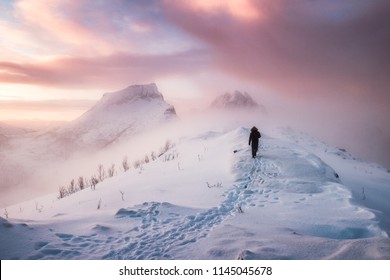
[0,0,389,166]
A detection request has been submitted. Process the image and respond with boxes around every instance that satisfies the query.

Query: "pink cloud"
[9,0,194,57]
[0,99,94,111]
[163,0,390,168]
[175,0,263,21]
[0,50,209,88]
[13,0,128,55]
[164,0,390,103]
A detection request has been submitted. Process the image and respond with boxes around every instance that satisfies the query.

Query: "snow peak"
[119,266,180,276]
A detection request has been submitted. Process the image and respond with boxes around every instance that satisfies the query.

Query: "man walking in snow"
[249,126,261,158]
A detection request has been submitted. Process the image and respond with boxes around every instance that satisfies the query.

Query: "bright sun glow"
[186,0,263,21]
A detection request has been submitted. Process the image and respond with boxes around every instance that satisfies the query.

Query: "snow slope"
[53,83,177,148]
[0,83,177,206]
[1,126,389,260]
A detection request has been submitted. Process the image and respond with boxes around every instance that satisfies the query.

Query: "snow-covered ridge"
[1,83,389,260]
[1,126,389,260]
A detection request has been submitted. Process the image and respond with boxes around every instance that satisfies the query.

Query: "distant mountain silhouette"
[210,90,264,111]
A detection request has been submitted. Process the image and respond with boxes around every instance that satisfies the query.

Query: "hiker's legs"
[252,146,257,158]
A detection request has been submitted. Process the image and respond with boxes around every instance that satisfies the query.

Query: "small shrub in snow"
[163,150,178,162]
[107,164,116,177]
[158,140,175,157]
[58,186,69,199]
[122,157,130,172]
[89,176,99,190]
[97,164,106,182]
[133,159,142,169]
[78,176,85,190]
[56,140,179,200]
[67,179,76,195]
[163,140,174,153]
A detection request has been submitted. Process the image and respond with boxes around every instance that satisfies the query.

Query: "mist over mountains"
[0,83,178,205]
[8,84,177,157]
[210,90,261,110]
[52,83,177,150]
[1,106,390,260]
[0,83,388,209]
[0,121,33,136]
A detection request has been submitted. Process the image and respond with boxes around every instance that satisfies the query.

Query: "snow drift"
[1,83,389,260]
[1,125,389,260]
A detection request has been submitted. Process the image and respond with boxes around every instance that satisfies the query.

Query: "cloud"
[0,99,95,111]
[1,0,389,167]
[6,0,195,57]
[12,0,138,55]
[4,0,389,104]
[177,0,263,21]
[0,99,96,123]
[163,0,390,168]
[0,0,207,89]
[0,49,209,88]
[165,0,390,103]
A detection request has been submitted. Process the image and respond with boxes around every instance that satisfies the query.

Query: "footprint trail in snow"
[101,139,287,259]
[24,129,387,259]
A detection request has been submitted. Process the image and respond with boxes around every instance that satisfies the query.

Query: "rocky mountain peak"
[100,83,164,108]
[210,90,259,109]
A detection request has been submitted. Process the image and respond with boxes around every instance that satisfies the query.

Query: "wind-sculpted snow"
[54,83,177,148]
[1,127,389,260]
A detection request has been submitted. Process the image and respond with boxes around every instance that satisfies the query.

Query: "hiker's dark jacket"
[249,128,261,149]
